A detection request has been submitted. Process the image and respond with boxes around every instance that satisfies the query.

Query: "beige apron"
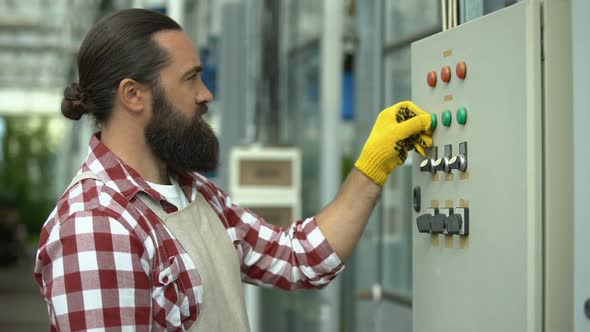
[67,172,251,331]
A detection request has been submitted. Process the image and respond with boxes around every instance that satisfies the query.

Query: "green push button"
[442,110,452,127]
[457,107,467,125]
[431,113,437,130]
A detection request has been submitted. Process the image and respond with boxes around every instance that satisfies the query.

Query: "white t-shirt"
[146,176,189,210]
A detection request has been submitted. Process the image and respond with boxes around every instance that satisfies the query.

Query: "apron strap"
[64,171,101,193]
[137,192,168,221]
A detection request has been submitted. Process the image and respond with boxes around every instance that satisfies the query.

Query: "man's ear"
[118,78,148,114]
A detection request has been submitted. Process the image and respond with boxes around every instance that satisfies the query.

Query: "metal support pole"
[319,0,343,331]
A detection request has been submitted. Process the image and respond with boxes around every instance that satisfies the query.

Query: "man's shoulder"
[39,178,153,254]
[58,177,128,218]
[42,177,141,237]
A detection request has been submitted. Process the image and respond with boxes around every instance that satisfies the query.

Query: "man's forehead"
[153,30,200,68]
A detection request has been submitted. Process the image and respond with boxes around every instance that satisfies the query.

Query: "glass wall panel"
[286,0,323,50]
[384,0,440,44]
[259,2,324,331]
[383,47,411,106]
[382,47,413,296]
[259,35,323,332]
[353,1,384,331]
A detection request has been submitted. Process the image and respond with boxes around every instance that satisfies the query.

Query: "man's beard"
[145,83,219,174]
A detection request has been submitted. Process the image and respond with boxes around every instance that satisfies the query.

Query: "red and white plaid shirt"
[34,133,344,331]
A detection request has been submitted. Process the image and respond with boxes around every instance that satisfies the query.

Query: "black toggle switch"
[432,157,450,173]
[419,159,435,173]
[446,214,463,235]
[430,214,447,234]
[416,214,432,233]
[449,154,467,171]
[453,207,469,235]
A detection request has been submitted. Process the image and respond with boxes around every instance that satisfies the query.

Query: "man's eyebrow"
[182,65,203,78]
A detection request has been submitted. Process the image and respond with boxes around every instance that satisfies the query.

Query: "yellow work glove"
[355,101,433,186]
[395,106,434,157]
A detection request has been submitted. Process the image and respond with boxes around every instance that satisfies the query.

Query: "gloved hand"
[355,101,433,185]
[394,106,434,157]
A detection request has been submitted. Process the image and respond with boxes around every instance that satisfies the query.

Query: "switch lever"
[433,157,450,173]
[433,144,452,173]
[446,214,463,234]
[449,154,467,171]
[420,159,436,173]
[416,214,432,233]
[430,214,446,234]
[452,207,469,235]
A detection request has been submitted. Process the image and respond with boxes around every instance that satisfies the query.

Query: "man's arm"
[315,167,381,261]
[214,187,344,290]
[216,101,432,290]
[316,101,433,261]
[35,211,152,331]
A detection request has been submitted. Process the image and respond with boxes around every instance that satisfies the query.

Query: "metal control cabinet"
[411,0,574,330]
[411,2,549,332]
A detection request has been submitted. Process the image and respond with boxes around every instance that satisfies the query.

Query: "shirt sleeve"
[212,187,345,290]
[35,210,152,331]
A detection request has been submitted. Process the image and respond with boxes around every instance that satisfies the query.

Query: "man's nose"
[196,84,214,104]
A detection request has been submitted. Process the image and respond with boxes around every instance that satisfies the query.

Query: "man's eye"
[187,73,197,80]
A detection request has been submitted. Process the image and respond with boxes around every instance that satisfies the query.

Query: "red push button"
[456,61,467,79]
[441,66,451,83]
[427,71,437,87]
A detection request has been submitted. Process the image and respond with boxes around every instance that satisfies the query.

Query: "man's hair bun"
[61,82,88,120]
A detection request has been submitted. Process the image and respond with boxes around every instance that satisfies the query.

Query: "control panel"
[411,3,543,332]
[415,140,469,236]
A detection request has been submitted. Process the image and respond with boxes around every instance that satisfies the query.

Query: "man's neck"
[100,126,170,185]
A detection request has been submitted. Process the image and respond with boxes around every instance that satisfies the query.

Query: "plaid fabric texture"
[34,133,344,331]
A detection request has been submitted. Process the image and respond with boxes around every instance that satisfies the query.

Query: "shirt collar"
[82,132,197,204]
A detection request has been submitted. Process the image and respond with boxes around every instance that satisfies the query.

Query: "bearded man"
[34,8,432,331]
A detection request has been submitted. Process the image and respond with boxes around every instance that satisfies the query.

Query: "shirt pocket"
[152,256,186,329]
[157,256,181,286]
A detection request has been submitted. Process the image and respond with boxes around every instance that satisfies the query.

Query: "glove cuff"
[354,149,391,186]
